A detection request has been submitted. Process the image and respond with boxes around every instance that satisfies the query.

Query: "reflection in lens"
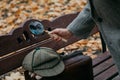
[29,21,44,35]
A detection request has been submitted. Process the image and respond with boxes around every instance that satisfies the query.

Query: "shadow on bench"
[0,12,119,80]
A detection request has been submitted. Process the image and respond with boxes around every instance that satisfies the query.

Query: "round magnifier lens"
[29,21,44,35]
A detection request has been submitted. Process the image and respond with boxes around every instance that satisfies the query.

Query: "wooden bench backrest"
[0,12,98,75]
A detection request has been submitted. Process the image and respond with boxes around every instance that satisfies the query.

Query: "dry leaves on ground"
[0,0,86,35]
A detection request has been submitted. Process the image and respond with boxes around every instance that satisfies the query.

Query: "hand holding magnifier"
[29,21,67,42]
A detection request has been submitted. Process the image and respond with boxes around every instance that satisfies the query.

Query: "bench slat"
[93,51,111,67]
[93,58,114,77]
[94,65,118,80]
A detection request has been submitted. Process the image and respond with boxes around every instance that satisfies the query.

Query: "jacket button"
[97,17,103,22]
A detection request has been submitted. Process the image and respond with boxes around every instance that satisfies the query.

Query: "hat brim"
[34,61,65,77]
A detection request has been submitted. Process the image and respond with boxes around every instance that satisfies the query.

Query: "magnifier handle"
[45,30,67,42]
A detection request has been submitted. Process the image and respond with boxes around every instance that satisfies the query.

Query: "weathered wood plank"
[93,58,114,77]
[94,65,118,80]
[92,51,111,67]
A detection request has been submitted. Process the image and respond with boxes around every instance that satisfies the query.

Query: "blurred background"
[0,0,86,35]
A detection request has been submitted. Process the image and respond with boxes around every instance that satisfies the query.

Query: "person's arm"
[67,3,96,39]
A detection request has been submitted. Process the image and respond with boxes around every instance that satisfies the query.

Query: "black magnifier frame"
[29,21,45,35]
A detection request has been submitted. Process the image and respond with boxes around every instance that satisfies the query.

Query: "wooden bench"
[0,12,119,80]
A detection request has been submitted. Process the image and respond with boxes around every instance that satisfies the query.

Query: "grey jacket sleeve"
[67,3,95,38]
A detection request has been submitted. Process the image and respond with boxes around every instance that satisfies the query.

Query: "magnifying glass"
[29,21,67,42]
[29,21,44,35]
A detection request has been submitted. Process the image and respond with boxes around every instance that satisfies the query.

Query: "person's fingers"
[50,35,61,42]
[55,36,62,42]
[49,33,62,42]
[50,28,71,42]
[50,29,60,34]
[52,34,60,41]
[50,28,63,36]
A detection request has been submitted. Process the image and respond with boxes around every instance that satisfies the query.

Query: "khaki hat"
[22,47,65,77]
